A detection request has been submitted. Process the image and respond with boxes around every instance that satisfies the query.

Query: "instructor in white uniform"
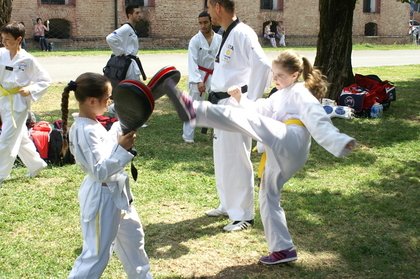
[106,4,145,81]
[182,11,222,143]
[206,0,271,231]
[106,4,147,126]
[0,22,51,185]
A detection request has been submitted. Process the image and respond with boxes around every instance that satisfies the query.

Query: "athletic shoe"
[259,247,298,265]
[166,89,196,122]
[205,207,228,217]
[182,135,194,144]
[223,220,254,232]
[27,163,47,178]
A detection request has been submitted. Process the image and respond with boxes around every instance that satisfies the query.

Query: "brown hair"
[61,72,110,156]
[0,22,26,41]
[273,50,328,100]
[208,0,235,13]
[125,4,140,17]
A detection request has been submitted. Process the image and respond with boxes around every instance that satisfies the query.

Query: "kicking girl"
[61,73,152,278]
[167,50,356,265]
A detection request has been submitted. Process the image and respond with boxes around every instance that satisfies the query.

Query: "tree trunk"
[0,0,13,27]
[315,0,356,100]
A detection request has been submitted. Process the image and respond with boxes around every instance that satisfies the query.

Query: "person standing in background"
[106,4,146,82]
[205,0,271,232]
[276,22,286,47]
[264,21,277,47]
[182,11,222,143]
[18,22,27,50]
[106,4,148,127]
[33,18,49,51]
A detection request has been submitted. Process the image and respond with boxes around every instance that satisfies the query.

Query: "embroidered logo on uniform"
[17,63,27,71]
[222,44,234,62]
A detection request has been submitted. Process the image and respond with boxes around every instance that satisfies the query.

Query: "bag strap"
[128,55,147,81]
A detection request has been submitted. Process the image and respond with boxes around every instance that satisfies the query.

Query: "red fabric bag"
[31,121,52,159]
[339,74,396,113]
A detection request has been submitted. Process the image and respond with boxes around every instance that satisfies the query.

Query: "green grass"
[0,65,419,278]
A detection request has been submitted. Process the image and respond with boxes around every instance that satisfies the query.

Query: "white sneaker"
[182,135,194,143]
[223,220,254,232]
[205,207,228,217]
[28,163,47,178]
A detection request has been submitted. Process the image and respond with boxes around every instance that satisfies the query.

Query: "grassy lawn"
[0,64,419,278]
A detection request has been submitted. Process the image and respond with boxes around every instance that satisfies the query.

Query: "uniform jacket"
[211,22,271,101]
[0,48,51,112]
[188,31,222,90]
[69,117,134,222]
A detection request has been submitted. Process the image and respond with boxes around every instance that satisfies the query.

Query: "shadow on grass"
[145,215,227,260]
[285,158,419,277]
[152,154,419,278]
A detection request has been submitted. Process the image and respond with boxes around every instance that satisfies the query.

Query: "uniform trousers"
[68,187,152,279]
[211,98,255,221]
[182,84,206,142]
[0,108,46,179]
[194,101,311,251]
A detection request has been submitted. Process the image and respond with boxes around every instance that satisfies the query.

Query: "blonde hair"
[273,50,328,100]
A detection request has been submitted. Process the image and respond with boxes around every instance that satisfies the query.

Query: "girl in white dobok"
[167,50,356,265]
[62,73,152,279]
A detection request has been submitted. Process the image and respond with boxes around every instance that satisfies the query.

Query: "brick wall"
[10,0,411,50]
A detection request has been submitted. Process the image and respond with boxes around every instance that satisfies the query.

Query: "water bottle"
[370,102,383,118]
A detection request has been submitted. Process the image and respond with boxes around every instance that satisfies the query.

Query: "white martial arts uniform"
[210,21,271,221]
[182,31,222,142]
[0,48,51,181]
[68,118,152,279]
[193,82,355,252]
[106,23,141,81]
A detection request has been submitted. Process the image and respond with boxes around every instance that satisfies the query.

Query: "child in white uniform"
[166,50,356,265]
[0,22,51,185]
[62,73,152,279]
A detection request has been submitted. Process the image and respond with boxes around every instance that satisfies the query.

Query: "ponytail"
[274,50,328,101]
[60,82,73,158]
[302,57,328,100]
[60,73,110,158]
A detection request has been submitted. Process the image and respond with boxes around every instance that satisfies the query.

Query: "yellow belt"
[283,119,304,126]
[0,85,21,128]
[256,119,305,179]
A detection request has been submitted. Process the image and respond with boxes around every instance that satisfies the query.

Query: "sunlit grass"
[0,65,419,278]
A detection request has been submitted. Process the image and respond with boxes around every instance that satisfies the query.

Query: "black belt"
[127,55,147,81]
[208,85,248,104]
[201,84,248,134]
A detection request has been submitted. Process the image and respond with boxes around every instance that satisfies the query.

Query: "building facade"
[10,0,412,50]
